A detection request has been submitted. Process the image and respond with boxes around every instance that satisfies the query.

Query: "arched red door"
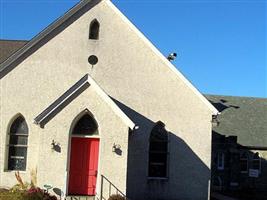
[68,138,99,195]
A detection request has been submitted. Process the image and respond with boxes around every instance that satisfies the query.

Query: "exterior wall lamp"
[112,143,122,156]
[51,140,61,153]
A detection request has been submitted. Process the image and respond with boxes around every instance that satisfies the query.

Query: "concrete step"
[66,196,95,200]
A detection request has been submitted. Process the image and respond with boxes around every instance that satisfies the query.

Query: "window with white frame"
[240,152,248,173]
[7,115,28,171]
[252,152,261,171]
[217,152,225,170]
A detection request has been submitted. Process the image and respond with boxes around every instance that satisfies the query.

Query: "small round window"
[72,114,98,135]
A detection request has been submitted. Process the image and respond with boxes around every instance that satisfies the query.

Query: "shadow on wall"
[211,131,267,200]
[111,97,211,200]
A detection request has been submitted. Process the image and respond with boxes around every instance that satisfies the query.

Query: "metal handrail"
[99,175,129,200]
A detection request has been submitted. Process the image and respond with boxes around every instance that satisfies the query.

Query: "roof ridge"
[0,39,28,42]
[205,94,267,99]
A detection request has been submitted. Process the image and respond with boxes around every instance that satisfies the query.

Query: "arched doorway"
[68,111,100,195]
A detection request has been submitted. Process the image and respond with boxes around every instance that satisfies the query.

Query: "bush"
[0,171,57,200]
[108,194,126,200]
[0,189,24,200]
[0,187,57,200]
[25,187,57,200]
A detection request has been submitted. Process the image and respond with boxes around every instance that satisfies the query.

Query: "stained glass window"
[8,116,28,171]
[148,121,168,178]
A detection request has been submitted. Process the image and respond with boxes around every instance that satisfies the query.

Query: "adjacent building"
[207,95,267,200]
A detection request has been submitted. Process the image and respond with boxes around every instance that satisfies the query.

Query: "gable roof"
[0,0,101,79]
[0,0,218,115]
[34,74,135,129]
[0,40,28,64]
[206,95,267,147]
[106,1,219,115]
[87,74,136,130]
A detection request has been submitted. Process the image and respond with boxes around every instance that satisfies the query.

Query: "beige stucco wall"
[0,0,216,199]
[0,56,129,198]
[87,2,214,199]
[0,74,130,197]
[36,87,130,196]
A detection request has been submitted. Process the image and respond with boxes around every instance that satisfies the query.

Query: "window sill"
[147,177,168,181]
[4,170,27,173]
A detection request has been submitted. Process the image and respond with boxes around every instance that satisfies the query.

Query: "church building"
[0,0,219,199]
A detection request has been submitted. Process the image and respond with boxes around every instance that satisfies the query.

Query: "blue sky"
[0,0,266,97]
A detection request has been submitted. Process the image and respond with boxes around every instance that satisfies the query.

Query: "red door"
[68,138,99,195]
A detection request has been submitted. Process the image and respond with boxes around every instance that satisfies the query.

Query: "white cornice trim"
[34,74,135,130]
[87,75,135,129]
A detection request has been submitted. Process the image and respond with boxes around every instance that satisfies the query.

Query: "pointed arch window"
[252,152,261,171]
[7,115,28,171]
[148,121,169,178]
[89,19,100,40]
[240,152,248,173]
[72,113,98,135]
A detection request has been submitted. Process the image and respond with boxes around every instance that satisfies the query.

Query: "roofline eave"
[34,74,136,130]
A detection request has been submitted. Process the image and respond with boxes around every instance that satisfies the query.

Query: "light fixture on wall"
[112,143,122,156]
[167,52,177,61]
[51,140,61,153]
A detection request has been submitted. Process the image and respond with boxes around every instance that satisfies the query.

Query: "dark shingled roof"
[0,40,28,64]
[206,95,267,147]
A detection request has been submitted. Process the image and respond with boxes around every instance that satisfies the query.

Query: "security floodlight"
[167,52,177,61]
